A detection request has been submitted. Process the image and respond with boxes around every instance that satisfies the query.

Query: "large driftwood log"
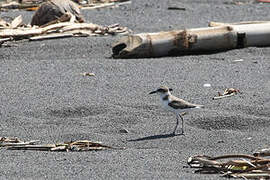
[112,26,237,58]
[112,21,270,58]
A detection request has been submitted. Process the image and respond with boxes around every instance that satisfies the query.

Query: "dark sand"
[1,0,270,179]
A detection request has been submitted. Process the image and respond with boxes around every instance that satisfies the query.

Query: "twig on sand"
[81,1,131,10]
[213,93,236,100]
[213,88,240,100]
[167,6,186,11]
[81,72,95,76]
[0,137,39,146]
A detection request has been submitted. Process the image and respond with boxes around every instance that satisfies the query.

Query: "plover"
[149,86,203,135]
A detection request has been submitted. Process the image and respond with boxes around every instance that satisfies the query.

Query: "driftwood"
[254,148,270,157]
[0,15,129,44]
[0,0,131,11]
[10,15,23,28]
[0,22,97,38]
[29,33,74,41]
[81,72,95,76]
[213,88,240,100]
[0,137,39,146]
[81,0,131,10]
[6,140,118,152]
[0,37,12,45]
[188,154,270,179]
[1,136,122,152]
[112,21,270,58]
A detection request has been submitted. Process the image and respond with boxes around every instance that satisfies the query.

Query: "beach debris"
[0,0,131,11]
[112,21,270,58]
[0,14,129,46]
[167,6,186,11]
[213,88,240,100]
[79,0,131,10]
[188,154,270,179]
[254,148,270,157]
[5,139,118,151]
[29,33,74,41]
[0,37,12,46]
[0,15,25,29]
[119,129,129,133]
[81,72,95,76]
[233,59,244,62]
[203,83,211,87]
[0,137,39,146]
[11,15,23,28]
[31,0,84,26]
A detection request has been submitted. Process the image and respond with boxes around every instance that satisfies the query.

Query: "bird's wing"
[168,97,198,110]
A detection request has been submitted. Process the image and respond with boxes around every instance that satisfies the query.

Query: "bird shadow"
[127,133,184,142]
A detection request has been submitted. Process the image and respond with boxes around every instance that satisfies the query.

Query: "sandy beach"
[0,0,270,179]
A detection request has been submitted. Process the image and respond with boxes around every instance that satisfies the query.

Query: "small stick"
[81,72,95,76]
[0,140,39,146]
[0,37,12,42]
[29,33,73,41]
[209,154,264,161]
[213,93,236,100]
[209,21,270,27]
[167,6,186,11]
[50,145,67,151]
[7,144,55,151]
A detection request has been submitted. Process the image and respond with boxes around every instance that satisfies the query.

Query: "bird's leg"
[172,114,179,135]
[178,114,184,135]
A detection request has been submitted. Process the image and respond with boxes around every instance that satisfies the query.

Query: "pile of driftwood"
[0,0,131,11]
[188,150,270,179]
[0,137,116,151]
[0,14,129,45]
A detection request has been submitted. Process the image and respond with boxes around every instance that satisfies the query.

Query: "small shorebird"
[149,86,203,135]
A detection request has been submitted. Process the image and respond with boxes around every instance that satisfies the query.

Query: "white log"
[229,23,270,47]
[112,21,270,58]
[210,22,270,47]
[112,26,237,58]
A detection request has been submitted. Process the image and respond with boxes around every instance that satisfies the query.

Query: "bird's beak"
[149,90,157,94]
